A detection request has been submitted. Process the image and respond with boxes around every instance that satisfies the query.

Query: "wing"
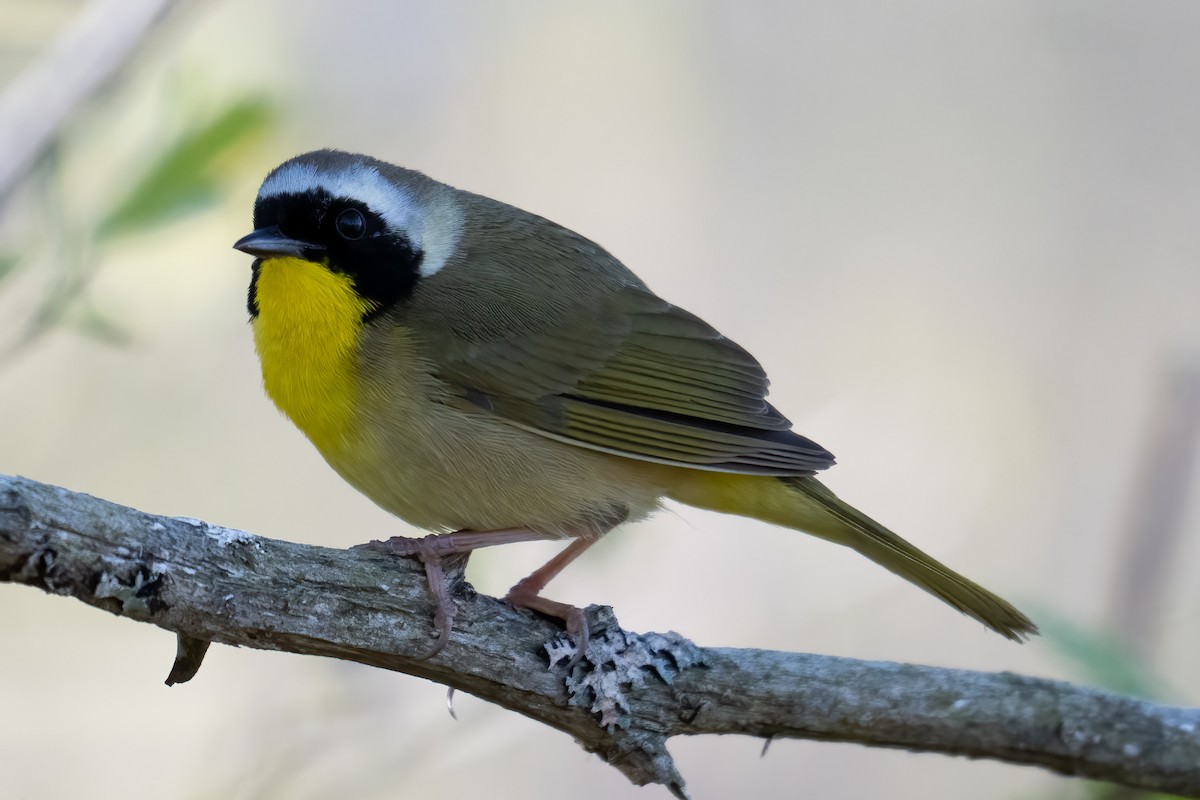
[393,194,835,476]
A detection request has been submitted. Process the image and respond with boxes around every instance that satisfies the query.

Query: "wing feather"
[387,194,835,476]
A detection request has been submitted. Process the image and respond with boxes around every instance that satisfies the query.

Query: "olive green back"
[374,190,835,476]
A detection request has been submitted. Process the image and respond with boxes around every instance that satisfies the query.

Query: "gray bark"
[1,473,1196,798]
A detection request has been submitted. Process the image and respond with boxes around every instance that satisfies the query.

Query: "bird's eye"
[335,208,366,240]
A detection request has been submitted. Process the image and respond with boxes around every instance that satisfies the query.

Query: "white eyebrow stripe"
[258,162,422,247]
[257,159,462,279]
[416,197,462,279]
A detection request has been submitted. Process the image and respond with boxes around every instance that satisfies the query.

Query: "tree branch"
[1,474,1196,798]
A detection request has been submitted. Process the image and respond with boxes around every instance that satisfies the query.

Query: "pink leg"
[358,512,622,660]
[505,537,601,658]
[356,528,563,657]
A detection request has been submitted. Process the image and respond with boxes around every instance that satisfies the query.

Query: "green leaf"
[69,304,133,347]
[1035,609,1166,699]
[0,252,18,283]
[97,97,275,238]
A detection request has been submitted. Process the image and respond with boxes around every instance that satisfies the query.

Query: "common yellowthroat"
[234,149,1036,653]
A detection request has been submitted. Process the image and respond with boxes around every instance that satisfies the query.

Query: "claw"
[355,535,458,658]
[563,606,590,667]
[355,528,564,658]
[356,522,619,662]
[506,583,594,667]
[418,551,457,658]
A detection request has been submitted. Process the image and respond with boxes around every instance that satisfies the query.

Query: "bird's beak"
[233,226,323,259]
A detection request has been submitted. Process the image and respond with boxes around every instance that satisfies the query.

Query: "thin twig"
[1,474,1197,798]
[0,0,183,211]
[1109,359,1200,655]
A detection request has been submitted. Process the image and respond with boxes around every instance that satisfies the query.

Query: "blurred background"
[1,1,1197,798]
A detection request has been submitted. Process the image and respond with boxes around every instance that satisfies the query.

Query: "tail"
[666,472,1037,641]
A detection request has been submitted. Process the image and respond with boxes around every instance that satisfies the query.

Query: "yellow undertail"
[666,471,1037,640]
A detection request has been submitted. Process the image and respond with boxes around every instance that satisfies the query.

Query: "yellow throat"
[251,256,375,457]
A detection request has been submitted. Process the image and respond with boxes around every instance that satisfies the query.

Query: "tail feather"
[786,478,1036,640]
[668,473,1038,641]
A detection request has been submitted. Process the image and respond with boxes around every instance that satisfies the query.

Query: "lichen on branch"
[1,474,1197,799]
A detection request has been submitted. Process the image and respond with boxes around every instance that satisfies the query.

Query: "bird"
[233,149,1037,655]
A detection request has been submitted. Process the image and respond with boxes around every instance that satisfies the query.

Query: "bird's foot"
[355,528,563,658]
[356,534,467,658]
[505,584,590,666]
[503,536,602,665]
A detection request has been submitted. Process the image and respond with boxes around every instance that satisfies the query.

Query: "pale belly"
[312,326,672,536]
[326,383,670,537]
